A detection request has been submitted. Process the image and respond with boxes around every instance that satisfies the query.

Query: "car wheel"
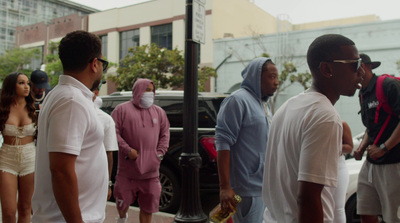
[345,194,361,223]
[159,165,181,213]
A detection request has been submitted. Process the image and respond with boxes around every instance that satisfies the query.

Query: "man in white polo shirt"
[32,30,109,223]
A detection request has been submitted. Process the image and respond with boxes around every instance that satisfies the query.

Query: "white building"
[213,18,400,135]
[88,0,278,93]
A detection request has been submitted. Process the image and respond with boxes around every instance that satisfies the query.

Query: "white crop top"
[2,123,36,138]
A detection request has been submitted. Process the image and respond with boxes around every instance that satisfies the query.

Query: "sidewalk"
[105,202,175,223]
[0,202,175,223]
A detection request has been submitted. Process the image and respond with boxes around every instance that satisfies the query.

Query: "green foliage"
[260,53,270,58]
[112,43,216,91]
[0,47,41,80]
[198,66,217,92]
[44,42,63,87]
[289,70,312,89]
[270,61,312,112]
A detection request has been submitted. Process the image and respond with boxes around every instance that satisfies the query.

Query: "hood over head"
[131,78,155,108]
[241,57,272,101]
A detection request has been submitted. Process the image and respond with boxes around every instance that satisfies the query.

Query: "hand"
[367,145,385,160]
[353,147,365,160]
[128,149,138,160]
[219,187,237,214]
[107,188,112,200]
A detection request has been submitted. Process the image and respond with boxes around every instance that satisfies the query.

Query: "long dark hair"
[0,72,37,132]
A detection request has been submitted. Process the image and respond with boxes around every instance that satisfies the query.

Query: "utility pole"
[174,0,207,222]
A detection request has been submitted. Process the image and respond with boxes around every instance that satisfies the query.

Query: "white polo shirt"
[96,108,118,152]
[32,75,108,223]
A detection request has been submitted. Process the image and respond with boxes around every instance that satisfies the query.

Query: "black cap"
[31,70,50,89]
[360,53,381,70]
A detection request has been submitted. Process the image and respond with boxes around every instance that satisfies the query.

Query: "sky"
[70,0,400,24]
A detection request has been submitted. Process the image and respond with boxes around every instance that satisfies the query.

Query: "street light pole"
[174,0,207,222]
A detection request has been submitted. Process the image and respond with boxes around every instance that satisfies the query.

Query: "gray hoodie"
[215,57,272,196]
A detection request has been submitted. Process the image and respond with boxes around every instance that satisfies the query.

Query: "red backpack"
[373,74,400,145]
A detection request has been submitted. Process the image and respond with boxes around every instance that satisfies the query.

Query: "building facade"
[213,18,400,135]
[1,0,97,67]
[88,0,278,93]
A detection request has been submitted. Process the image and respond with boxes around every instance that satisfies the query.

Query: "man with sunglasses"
[354,53,400,223]
[32,30,109,223]
[262,34,364,223]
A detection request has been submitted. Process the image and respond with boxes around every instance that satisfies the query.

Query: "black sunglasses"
[96,58,109,72]
[322,58,362,72]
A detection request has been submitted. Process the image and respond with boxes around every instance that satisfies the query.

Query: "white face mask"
[140,92,154,108]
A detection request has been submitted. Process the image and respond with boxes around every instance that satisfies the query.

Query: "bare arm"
[49,152,83,223]
[368,120,400,159]
[298,181,324,223]
[342,121,353,155]
[106,151,113,200]
[354,130,369,160]
[217,150,237,212]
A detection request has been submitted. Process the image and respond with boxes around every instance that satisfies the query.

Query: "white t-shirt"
[32,75,108,223]
[262,91,342,223]
[97,108,118,152]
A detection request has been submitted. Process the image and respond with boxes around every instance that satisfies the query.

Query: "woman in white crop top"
[0,72,37,223]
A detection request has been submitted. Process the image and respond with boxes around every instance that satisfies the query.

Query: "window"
[100,35,108,58]
[151,23,172,50]
[119,29,139,60]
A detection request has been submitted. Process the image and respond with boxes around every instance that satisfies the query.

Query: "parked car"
[350,132,365,156]
[100,90,228,213]
[345,153,364,223]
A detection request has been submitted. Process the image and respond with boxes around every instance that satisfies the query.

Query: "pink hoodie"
[111,79,170,180]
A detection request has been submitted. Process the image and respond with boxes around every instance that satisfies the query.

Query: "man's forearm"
[383,121,400,150]
[217,150,230,188]
[107,151,113,179]
[50,152,83,223]
[298,181,324,223]
[52,170,83,223]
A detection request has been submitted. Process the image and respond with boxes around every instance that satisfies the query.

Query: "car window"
[100,93,227,129]
[157,99,184,127]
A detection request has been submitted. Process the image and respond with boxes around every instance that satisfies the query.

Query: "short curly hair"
[307,34,355,73]
[59,30,102,73]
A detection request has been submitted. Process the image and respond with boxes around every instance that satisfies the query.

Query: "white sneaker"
[116,213,128,223]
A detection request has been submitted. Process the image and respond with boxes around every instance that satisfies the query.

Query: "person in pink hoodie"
[111,78,170,223]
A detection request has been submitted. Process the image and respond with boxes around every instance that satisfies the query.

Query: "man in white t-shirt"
[262,34,365,223]
[32,30,109,223]
[92,83,119,200]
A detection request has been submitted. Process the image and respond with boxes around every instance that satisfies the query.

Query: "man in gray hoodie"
[215,57,279,222]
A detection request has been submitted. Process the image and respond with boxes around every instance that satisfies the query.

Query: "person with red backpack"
[354,53,400,223]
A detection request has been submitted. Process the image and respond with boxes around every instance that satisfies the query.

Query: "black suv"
[100,91,228,213]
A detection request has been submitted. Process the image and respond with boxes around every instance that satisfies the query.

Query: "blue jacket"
[215,57,272,197]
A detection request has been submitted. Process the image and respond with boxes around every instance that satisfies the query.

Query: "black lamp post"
[173,0,208,222]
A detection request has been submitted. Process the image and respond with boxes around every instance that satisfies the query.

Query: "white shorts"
[0,142,35,176]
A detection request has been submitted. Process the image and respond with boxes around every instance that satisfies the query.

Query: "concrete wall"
[213,19,400,135]
[212,0,277,39]
[293,15,379,31]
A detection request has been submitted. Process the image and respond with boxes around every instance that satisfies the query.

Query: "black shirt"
[359,74,400,164]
